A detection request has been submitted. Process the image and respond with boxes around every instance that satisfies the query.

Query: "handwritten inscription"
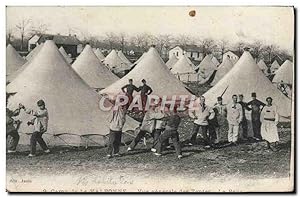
[75,175,134,186]
[9,178,32,184]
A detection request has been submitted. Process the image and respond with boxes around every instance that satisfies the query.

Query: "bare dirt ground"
[6,83,294,192]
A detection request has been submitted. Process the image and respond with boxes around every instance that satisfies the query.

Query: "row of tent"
[6,41,292,148]
[167,50,293,87]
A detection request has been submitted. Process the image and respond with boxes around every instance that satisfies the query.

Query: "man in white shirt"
[189,96,215,148]
[226,95,243,145]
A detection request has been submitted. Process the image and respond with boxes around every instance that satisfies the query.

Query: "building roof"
[37,34,81,45]
[171,45,203,53]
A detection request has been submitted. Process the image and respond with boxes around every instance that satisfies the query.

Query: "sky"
[6,6,294,52]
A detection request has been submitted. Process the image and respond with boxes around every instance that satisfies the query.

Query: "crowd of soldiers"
[6,79,280,159]
[107,79,280,159]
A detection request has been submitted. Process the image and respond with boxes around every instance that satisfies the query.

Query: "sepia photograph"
[5,5,295,193]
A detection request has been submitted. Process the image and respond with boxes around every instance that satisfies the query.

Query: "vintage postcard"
[6,6,294,192]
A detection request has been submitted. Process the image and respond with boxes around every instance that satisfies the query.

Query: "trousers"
[155,129,182,156]
[190,124,211,145]
[30,132,48,154]
[7,130,20,151]
[107,130,122,155]
[252,120,262,139]
[228,124,239,143]
[129,130,147,149]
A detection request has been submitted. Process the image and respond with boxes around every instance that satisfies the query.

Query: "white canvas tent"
[6,44,26,76]
[25,44,44,62]
[257,59,269,75]
[104,49,131,73]
[118,50,132,65]
[203,51,291,118]
[272,60,293,85]
[211,56,220,66]
[171,55,195,74]
[94,48,105,61]
[130,52,146,69]
[7,40,139,147]
[211,55,234,86]
[196,54,217,78]
[7,44,44,83]
[100,47,192,99]
[270,60,281,74]
[166,54,179,69]
[59,46,73,64]
[72,45,119,89]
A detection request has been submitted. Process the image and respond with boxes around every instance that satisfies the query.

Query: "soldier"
[25,100,50,157]
[238,94,251,140]
[150,104,168,152]
[107,99,127,158]
[189,96,215,148]
[213,96,227,144]
[260,97,279,151]
[247,92,265,140]
[226,95,243,146]
[138,79,153,111]
[153,106,184,159]
[127,104,156,151]
[6,93,24,153]
[121,79,139,107]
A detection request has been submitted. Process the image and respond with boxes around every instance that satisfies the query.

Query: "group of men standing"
[107,79,280,159]
[189,92,267,149]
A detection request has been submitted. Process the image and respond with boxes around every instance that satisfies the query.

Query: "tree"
[175,34,190,50]
[131,33,154,52]
[154,34,173,57]
[15,18,32,51]
[218,39,228,60]
[116,32,127,52]
[6,28,14,44]
[104,32,117,50]
[263,44,278,63]
[30,21,49,35]
[199,38,216,56]
[250,40,263,62]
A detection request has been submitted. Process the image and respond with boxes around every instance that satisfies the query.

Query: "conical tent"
[130,52,146,69]
[166,54,179,69]
[118,50,132,65]
[171,55,195,74]
[272,60,293,85]
[257,59,268,74]
[7,40,138,147]
[100,47,191,99]
[211,56,220,66]
[104,49,131,73]
[270,60,280,74]
[6,44,26,76]
[196,54,217,78]
[203,51,291,118]
[94,48,105,60]
[7,44,44,83]
[59,46,73,64]
[72,45,119,89]
[26,44,43,62]
[210,55,234,86]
